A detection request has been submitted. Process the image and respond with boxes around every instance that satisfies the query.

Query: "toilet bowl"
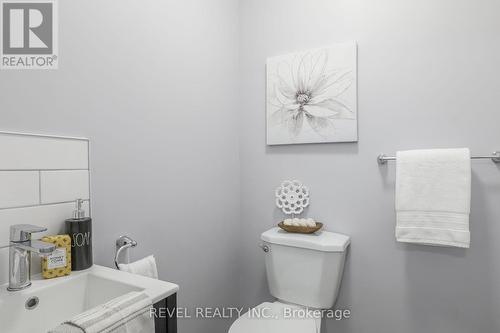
[229,227,350,333]
[229,302,320,333]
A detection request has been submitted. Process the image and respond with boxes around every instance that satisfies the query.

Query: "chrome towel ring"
[114,235,137,269]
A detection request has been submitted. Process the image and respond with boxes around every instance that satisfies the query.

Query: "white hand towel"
[48,324,83,333]
[118,255,158,279]
[50,292,154,333]
[395,148,471,248]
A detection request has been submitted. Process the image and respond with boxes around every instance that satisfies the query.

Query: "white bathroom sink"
[0,265,179,333]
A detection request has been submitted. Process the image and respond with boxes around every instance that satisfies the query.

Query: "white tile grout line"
[0,130,89,141]
[0,199,91,211]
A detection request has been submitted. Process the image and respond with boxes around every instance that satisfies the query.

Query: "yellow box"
[41,235,72,279]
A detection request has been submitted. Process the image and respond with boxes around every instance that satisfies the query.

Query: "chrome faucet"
[8,224,56,291]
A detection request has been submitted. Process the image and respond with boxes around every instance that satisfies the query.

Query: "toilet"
[229,227,350,333]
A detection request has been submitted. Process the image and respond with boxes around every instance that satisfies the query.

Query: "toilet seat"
[228,302,319,333]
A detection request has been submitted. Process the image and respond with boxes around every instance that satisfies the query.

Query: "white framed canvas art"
[266,41,358,145]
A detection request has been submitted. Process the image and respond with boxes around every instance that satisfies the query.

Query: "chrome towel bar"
[377,151,500,164]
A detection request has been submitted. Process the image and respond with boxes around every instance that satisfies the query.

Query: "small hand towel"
[50,291,154,333]
[118,255,158,279]
[395,148,471,248]
[48,324,84,333]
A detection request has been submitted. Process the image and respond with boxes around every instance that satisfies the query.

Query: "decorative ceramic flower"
[275,180,310,215]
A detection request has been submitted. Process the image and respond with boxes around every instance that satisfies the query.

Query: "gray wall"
[2,0,500,332]
[238,0,500,332]
[0,1,240,332]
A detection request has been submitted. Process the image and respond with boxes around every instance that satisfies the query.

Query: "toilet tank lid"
[261,227,350,252]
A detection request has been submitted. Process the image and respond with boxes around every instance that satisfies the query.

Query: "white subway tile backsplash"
[40,170,90,204]
[0,133,88,170]
[0,201,90,285]
[0,132,91,286]
[0,171,39,209]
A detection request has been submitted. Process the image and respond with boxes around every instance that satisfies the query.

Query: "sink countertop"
[0,264,179,303]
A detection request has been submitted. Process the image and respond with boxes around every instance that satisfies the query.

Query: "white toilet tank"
[261,227,350,309]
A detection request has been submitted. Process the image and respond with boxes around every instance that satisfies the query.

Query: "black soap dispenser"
[65,199,93,271]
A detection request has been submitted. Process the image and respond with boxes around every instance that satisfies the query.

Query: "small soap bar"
[306,218,316,227]
[41,235,72,279]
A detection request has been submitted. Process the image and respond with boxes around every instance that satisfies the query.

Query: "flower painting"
[266,42,357,145]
